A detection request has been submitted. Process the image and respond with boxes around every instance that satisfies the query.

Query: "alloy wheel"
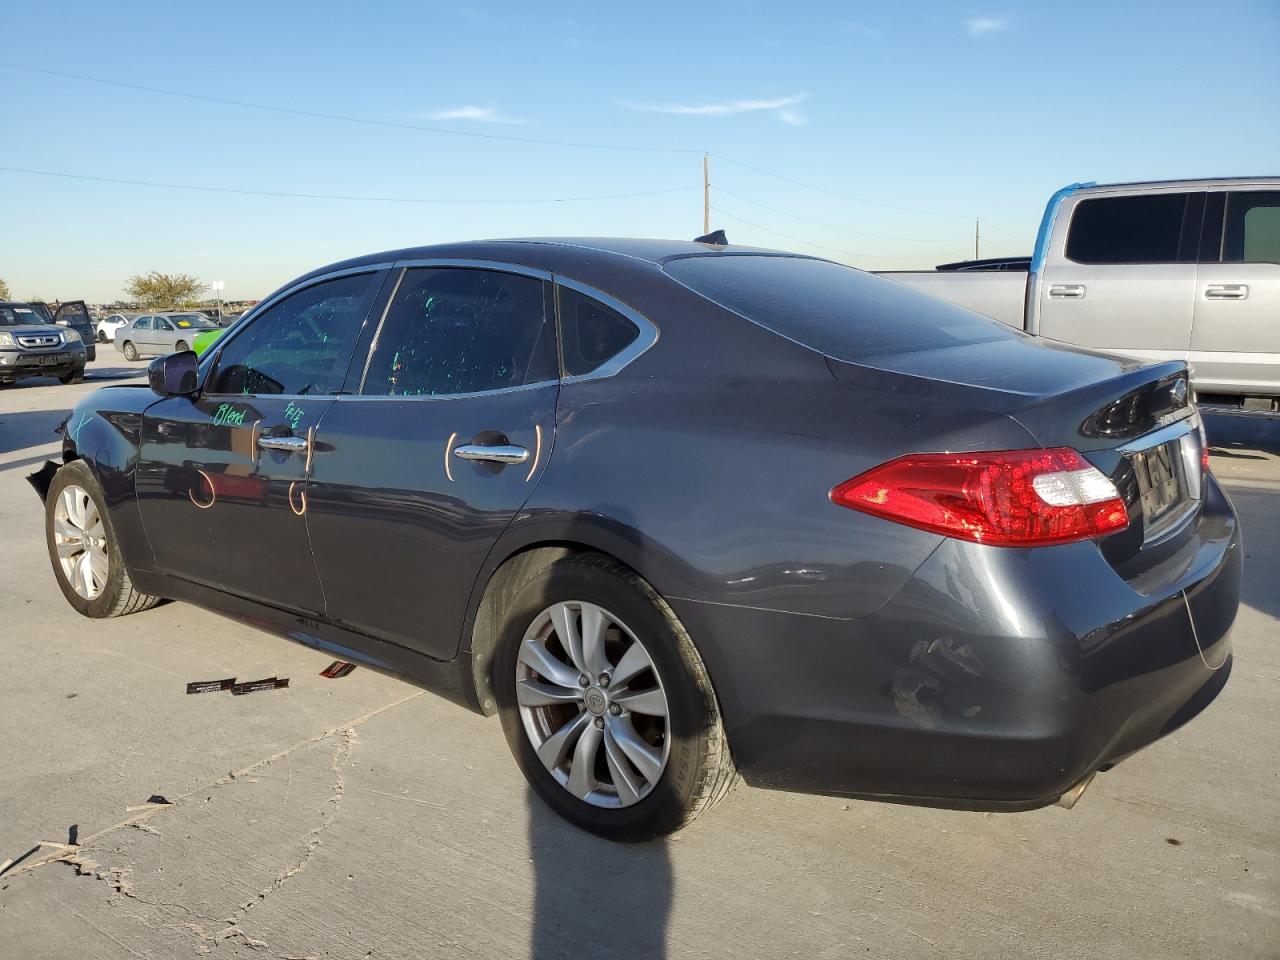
[516,601,671,808]
[53,484,109,600]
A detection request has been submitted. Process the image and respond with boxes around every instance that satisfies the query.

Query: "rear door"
[1190,188,1280,395]
[305,263,559,659]
[129,316,154,351]
[135,270,385,614]
[1039,190,1203,364]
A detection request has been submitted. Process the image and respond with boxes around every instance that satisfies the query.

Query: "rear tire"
[494,553,736,841]
[174,341,189,353]
[122,341,139,361]
[45,460,161,618]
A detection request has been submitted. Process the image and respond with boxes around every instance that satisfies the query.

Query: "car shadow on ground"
[0,409,71,455]
[528,784,672,960]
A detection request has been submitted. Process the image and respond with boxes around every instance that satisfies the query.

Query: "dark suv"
[0,301,89,386]
[29,301,97,363]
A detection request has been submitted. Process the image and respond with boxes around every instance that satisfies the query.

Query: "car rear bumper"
[672,474,1241,808]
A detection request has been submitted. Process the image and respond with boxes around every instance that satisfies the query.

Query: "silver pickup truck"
[879,177,1280,405]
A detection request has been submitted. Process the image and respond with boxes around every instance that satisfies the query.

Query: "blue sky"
[3,0,1278,302]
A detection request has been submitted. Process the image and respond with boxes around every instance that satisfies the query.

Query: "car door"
[1190,188,1280,395]
[153,316,177,354]
[134,269,385,614]
[128,316,153,351]
[305,263,559,659]
[1038,189,1203,364]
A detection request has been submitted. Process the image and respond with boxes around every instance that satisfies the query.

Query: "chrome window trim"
[201,263,393,399]
[553,274,659,384]
[390,258,553,281]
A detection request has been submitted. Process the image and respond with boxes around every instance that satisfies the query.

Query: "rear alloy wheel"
[495,553,736,841]
[45,460,161,618]
[122,341,139,361]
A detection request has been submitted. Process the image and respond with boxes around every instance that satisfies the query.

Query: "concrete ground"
[0,358,1276,959]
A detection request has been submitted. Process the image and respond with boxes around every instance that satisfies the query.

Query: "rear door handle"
[1204,283,1248,300]
[454,443,529,465]
[1048,284,1086,299]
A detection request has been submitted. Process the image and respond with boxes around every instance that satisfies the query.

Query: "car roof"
[1083,176,1280,194]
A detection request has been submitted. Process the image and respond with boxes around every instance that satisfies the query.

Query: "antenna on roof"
[694,229,728,246]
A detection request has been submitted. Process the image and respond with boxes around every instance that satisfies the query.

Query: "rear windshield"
[664,255,1017,360]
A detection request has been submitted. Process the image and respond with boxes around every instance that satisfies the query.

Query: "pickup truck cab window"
[362,267,555,397]
[1065,193,1192,264]
[1223,191,1280,264]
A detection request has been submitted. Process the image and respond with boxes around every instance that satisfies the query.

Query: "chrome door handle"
[257,435,308,452]
[1048,283,1086,299]
[1204,283,1248,300]
[454,444,529,465]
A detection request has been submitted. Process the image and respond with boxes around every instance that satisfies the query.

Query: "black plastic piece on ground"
[230,677,290,695]
[186,677,236,694]
[320,660,357,679]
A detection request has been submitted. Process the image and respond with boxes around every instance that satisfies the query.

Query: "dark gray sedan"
[32,238,1240,840]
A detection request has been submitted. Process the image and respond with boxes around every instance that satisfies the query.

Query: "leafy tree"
[0,278,10,300]
[124,272,208,309]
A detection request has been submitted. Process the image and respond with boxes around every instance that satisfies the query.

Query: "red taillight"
[831,448,1129,547]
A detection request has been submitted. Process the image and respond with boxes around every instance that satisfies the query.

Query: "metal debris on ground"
[320,660,357,679]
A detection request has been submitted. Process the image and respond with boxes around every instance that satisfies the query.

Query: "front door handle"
[1204,283,1248,300]
[454,443,529,465]
[1048,283,1086,299]
[257,435,308,453]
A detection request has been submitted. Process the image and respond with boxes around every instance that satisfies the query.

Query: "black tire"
[97,330,107,343]
[59,371,85,385]
[122,341,139,361]
[494,553,736,841]
[45,460,162,619]
[174,341,189,353]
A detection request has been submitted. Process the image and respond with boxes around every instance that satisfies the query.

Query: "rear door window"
[1065,193,1193,264]
[1222,191,1280,264]
[362,267,556,396]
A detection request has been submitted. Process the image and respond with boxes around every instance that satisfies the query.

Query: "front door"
[306,264,559,659]
[135,270,385,614]
[1038,190,1202,365]
[1191,189,1280,395]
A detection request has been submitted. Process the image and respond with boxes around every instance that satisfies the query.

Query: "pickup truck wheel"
[122,341,139,361]
[494,553,737,841]
[45,460,162,618]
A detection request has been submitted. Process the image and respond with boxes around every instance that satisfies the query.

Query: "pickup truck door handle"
[1204,283,1248,300]
[1048,284,1086,299]
[454,443,529,465]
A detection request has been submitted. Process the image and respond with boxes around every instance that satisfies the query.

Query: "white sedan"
[95,314,131,343]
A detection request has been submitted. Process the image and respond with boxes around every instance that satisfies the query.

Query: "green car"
[191,327,226,356]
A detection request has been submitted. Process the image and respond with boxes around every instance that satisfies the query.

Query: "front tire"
[59,371,85,385]
[122,341,139,361]
[494,554,736,841]
[45,460,161,618]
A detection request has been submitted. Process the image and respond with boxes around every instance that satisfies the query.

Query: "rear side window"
[1065,193,1190,264]
[557,286,640,376]
[664,255,1015,360]
[1223,191,1280,264]
[363,267,556,397]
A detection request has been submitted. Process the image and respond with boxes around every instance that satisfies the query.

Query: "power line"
[715,186,963,243]
[0,62,699,156]
[3,61,980,222]
[711,206,964,262]
[0,165,698,205]
[710,153,975,219]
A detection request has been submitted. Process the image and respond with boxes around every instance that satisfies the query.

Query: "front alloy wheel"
[53,484,109,600]
[517,601,670,808]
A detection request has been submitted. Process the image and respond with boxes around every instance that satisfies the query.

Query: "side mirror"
[148,350,199,397]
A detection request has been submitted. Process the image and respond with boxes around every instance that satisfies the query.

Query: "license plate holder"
[35,353,68,366]
[1133,439,1187,533]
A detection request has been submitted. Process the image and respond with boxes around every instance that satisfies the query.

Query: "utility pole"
[703,153,710,235]
[974,219,981,261]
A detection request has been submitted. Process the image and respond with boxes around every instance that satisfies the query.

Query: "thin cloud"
[965,16,1008,35]
[423,105,525,125]
[621,93,806,124]
[838,22,884,40]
